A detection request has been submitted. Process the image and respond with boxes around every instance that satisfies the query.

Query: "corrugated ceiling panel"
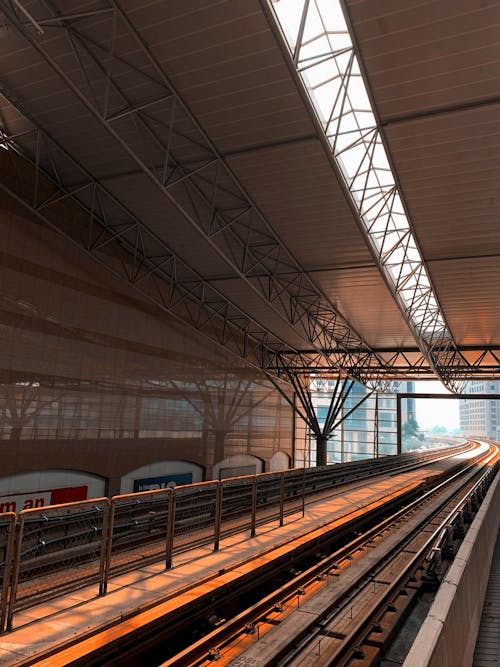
[2,0,455,362]
[385,106,500,260]
[227,141,373,271]
[346,0,500,120]
[429,257,500,346]
[313,267,415,349]
[125,0,317,153]
[347,0,500,357]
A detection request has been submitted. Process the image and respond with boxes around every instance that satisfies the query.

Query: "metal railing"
[104,488,174,588]
[0,442,474,631]
[174,481,218,552]
[0,513,15,633]
[5,498,110,630]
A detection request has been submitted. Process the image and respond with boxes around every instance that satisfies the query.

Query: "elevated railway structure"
[0,439,498,666]
[0,441,472,632]
[0,2,499,664]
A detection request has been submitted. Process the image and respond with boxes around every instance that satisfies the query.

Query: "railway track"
[164,442,498,667]
[22,440,498,667]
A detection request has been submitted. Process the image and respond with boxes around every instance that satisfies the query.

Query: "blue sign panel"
[133,473,193,492]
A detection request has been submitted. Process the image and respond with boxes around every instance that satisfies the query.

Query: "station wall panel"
[0,192,294,483]
[213,454,264,480]
[270,451,290,471]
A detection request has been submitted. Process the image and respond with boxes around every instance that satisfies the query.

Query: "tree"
[403,417,420,438]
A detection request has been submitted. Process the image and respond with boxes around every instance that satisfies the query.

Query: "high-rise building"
[308,381,415,464]
[459,381,500,440]
[400,381,417,425]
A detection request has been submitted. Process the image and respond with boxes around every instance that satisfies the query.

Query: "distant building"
[399,381,417,425]
[459,381,500,440]
[310,381,415,464]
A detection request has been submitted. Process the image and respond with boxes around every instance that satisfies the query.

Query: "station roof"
[0,0,498,389]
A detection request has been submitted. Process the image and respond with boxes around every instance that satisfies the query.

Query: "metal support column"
[396,394,402,454]
[316,434,329,467]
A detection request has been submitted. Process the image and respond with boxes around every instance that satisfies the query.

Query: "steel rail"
[268,460,497,666]
[2,442,480,661]
[166,443,495,666]
[303,457,499,667]
[425,441,499,577]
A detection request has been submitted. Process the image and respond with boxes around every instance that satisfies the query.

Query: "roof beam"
[382,94,500,127]
[1,0,386,387]
[0,104,298,380]
[221,133,319,159]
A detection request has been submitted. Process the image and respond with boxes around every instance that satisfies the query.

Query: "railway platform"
[0,446,496,667]
[0,460,450,666]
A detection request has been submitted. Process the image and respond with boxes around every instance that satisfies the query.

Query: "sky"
[412,381,460,431]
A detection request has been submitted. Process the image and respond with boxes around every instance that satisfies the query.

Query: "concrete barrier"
[403,470,500,667]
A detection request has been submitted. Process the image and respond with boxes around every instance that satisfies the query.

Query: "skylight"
[270,0,451,348]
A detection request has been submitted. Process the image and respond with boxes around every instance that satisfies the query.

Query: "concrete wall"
[403,469,500,667]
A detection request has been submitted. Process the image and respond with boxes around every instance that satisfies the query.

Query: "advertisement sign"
[0,485,88,513]
[133,473,193,492]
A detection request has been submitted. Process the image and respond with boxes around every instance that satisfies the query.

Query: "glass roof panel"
[271,0,454,344]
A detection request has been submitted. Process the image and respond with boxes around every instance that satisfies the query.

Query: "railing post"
[279,472,285,527]
[6,515,25,631]
[302,467,306,518]
[214,482,222,551]
[165,488,175,570]
[0,514,16,633]
[101,499,116,597]
[250,478,257,538]
[98,499,111,596]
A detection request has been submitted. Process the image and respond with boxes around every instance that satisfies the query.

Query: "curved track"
[19,440,498,667]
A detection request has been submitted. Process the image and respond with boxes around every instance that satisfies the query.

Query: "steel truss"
[0,98,399,393]
[377,348,500,380]
[0,125,496,402]
[269,344,498,454]
[0,1,497,402]
[274,347,500,380]
[266,0,472,393]
[5,118,483,387]
[1,0,386,383]
[0,128,284,373]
